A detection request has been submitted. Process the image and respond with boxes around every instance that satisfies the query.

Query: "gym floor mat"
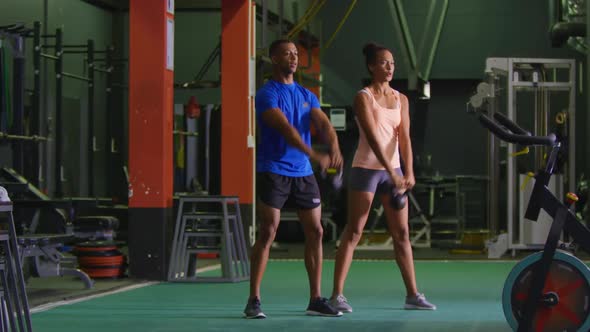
[32,260,519,332]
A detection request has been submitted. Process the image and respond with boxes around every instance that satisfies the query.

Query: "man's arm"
[260,108,328,168]
[310,108,343,170]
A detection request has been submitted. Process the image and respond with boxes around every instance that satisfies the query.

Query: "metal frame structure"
[386,0,448,91]
[168,195,250,283]
[483,58,576,257]
[31,21,125,198]
[0,24,47,185]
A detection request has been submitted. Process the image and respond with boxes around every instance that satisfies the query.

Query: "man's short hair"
[269,39,293,57]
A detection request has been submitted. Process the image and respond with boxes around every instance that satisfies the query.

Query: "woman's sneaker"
[404,293,436,310]
[243,297,267,319]
[305,297,343,317]
[329,295,353,313]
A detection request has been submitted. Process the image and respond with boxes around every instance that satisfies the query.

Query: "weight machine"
[469,58,576,258]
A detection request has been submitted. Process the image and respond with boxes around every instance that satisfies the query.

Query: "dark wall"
[319,0,586,177]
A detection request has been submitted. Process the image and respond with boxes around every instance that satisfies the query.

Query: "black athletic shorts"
[256,172,321,210]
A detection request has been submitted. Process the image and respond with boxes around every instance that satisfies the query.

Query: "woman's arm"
[398,93,415,188]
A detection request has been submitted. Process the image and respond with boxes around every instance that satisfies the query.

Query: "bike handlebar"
[493,112,531,136]
[478,113,556,146]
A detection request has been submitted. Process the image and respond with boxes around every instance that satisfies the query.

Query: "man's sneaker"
[306,297,343,317]
[404,293,436,310]
[243,297,267,319]
[329,294,353,313]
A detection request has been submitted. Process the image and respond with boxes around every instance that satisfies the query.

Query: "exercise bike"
[477,111,590,332]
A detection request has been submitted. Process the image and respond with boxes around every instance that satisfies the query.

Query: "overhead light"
[419,81,430,100]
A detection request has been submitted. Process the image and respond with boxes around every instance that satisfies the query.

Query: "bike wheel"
[502,250,590,332]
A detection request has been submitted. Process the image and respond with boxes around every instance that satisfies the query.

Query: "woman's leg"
[379,193,417,297]
[380,193,436,310]
[331,190,374,297]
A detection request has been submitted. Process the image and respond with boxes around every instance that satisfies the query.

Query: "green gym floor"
[29,258,517,332]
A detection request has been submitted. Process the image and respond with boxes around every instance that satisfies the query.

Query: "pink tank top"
[352,87,401,170]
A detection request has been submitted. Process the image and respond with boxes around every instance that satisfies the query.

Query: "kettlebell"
[390,190,407,210]
[323,168,343,191]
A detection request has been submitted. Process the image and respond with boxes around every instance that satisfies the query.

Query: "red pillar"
[221,0,256,245]
[221,1,255,195]
[128,0,174,279]
[221,0,254,203]
[299,44,321,100]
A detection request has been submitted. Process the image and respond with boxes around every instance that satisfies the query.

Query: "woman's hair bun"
[362,42,377,56]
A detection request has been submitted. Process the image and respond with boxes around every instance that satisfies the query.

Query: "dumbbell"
[390,190,408,210]
[322,168,343,190]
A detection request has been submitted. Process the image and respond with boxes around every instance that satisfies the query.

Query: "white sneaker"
[329,294,353,313]
[404,293,436,310]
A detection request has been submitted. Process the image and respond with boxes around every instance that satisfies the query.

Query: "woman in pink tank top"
[329,43,436,312]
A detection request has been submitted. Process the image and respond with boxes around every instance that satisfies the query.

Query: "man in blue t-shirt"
[243,39,343,319]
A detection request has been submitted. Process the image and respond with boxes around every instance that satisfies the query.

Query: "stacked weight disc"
[75,241,127,278]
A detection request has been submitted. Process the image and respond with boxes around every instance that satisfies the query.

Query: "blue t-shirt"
[255,80,320,176]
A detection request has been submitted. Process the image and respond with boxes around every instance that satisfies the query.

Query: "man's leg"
[294,175,341,317]
[249,200,281,300]
[244,172,288,318]
[297,206,323,299]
